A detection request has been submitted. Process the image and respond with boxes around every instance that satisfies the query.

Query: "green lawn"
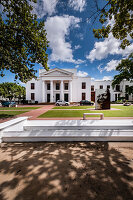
[0,111,28,119]
[39,105,133,118]
[53,106,94,109]
[0,107,40,110]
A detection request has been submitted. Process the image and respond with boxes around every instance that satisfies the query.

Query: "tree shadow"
[0,142,133,200]
[0,114,15,119]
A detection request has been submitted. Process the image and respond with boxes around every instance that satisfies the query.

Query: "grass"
[0,107,40,110]
[53,106,94,109]
[38,105,133,118]
[0,111,28,119]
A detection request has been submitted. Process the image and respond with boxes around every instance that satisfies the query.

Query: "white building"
[26,68,133,103]
[91,80,133,102]
[26,68,91,103]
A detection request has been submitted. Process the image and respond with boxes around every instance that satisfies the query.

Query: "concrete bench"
[83,113,104,120]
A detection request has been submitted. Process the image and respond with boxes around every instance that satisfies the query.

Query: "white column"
[42,81,45,102]
[69,80,72,102]
[50,80,53,102]
[61,80,63,101]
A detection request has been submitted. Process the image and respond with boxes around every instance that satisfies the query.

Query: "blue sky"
[0,0,133,85]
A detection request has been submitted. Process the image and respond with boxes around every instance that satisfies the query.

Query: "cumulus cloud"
[86,33,133,62]
[77,70,88,77]
[102,76,112,81]
[69,0,86,12]
[97,64,104,74]
[97,60,121,73]
[45,15,81,63]
[74,59,85,64]
[31,0,58,18]
[104,59,120,72]
[75,65,80,68]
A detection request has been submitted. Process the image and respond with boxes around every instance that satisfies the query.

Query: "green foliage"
[93,0,133,49]
[112,53,133,94]
[0,82,26,100]
[0,0,49,82]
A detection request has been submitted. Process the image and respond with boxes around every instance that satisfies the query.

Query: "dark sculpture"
[97,89,110,109]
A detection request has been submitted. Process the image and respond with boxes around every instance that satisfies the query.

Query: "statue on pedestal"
[96,89,110,110]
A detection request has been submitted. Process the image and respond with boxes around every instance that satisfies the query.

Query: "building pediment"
[40,68,73,77]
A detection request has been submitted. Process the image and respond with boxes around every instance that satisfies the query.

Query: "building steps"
[1,129,133,142]
[0,118,133,142]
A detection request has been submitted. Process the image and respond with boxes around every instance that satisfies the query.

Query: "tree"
[93,0,133,49]
[0,0,49,83]
[112,53,133,94]
[0,82,26,100]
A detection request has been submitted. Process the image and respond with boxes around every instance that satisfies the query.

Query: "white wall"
[26,78,42,103]
[72,77,91,102]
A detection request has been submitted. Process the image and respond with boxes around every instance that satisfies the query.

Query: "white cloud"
[97,64,104,73]
[97,60,121,73]
[74,45,81,50]
[91,77,112,81]
[91,77,95,80]
[74,59,85,64]
[75,65,80,68]
[69,0,86,12]
[31,0,58,18]
[104,59,120,72]
[102,76,112,81]
[77,70,88,77]
[45,15,80,63]
[86,33,133,62]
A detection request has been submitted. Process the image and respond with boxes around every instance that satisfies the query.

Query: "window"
[116,85,120,91]
[82,82,86,89]
[31,83,35,90]
[56,83,60,90]
[107,85,110,89]
[47,83,50,90]
[100,85,103,89]
[64,83,68,90]
[91,85,94,91]
[82,93,86,100]
[31,93,35,100]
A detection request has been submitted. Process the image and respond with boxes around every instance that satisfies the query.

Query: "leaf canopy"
[0,0,49,82]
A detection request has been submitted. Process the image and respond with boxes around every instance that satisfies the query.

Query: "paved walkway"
[17,105,54,120]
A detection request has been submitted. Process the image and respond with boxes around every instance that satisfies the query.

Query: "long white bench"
[83,113,104,120]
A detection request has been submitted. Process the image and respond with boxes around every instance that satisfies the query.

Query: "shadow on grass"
[0,114,14,119]
[0,142,133,200]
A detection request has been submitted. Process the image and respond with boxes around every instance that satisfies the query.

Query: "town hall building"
[26,68,133,103]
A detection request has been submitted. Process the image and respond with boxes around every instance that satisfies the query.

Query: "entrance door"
[91,92,95,102]
[56,94,60,102]
[47,94,50,102]
[64,93,69,102]
[82,93,86,100]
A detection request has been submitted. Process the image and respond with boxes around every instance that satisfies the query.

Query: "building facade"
[26,68,91,103]
[26,68,133,103]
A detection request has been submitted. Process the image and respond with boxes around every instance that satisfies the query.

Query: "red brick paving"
[17,105,54,120]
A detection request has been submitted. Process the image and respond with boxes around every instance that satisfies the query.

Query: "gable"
[41,68,73,77]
